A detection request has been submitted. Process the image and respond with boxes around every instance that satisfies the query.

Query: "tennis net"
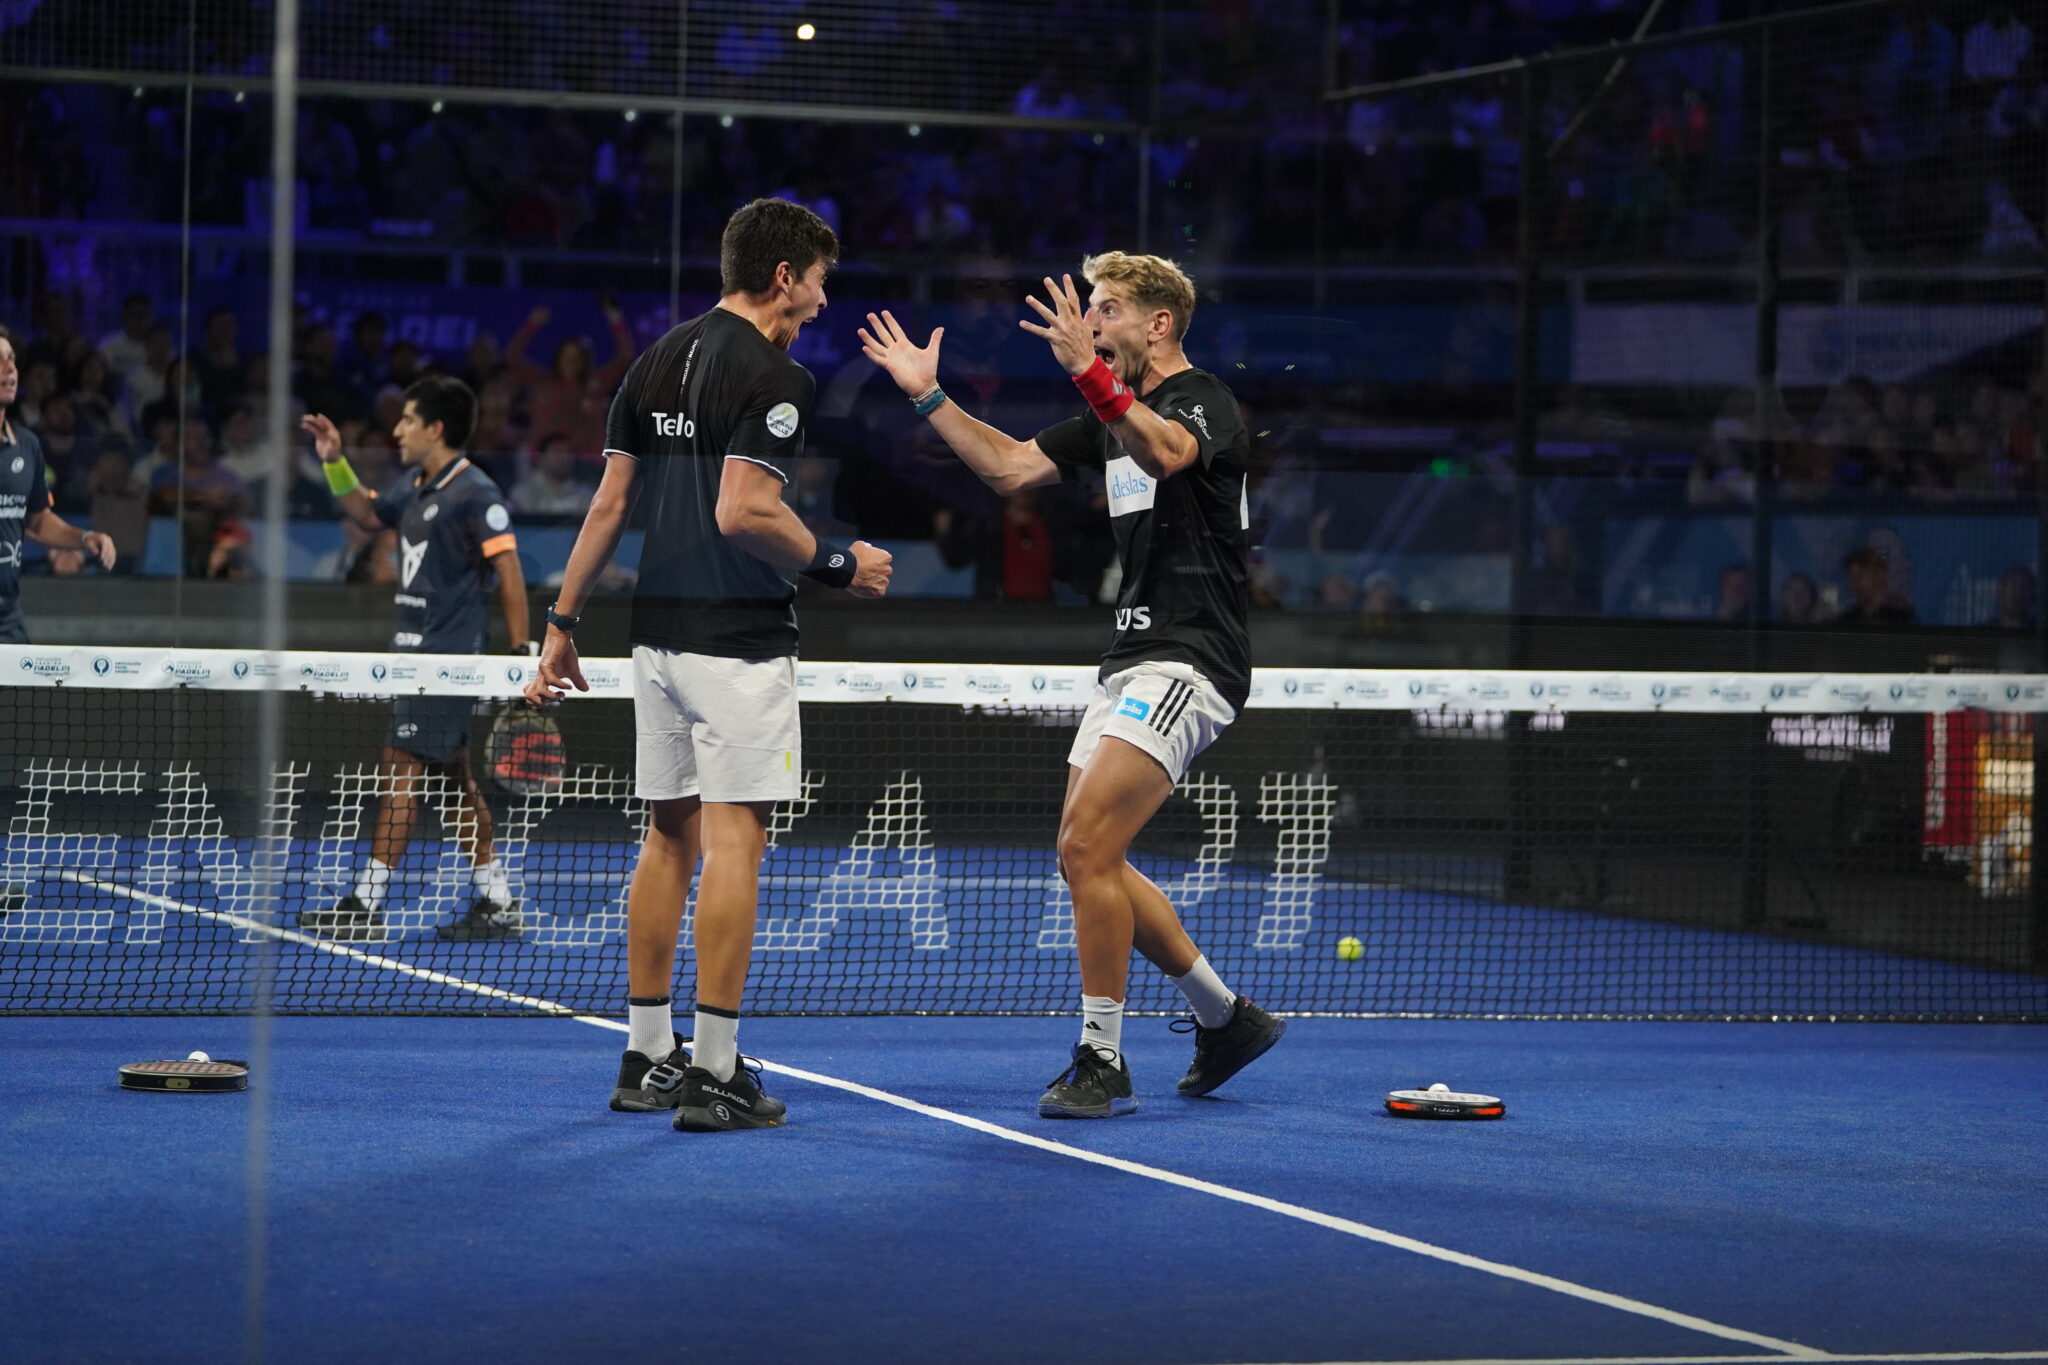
[3,646,2045,1020]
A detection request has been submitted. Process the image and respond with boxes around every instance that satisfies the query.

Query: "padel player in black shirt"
[298,375,531,943]
[862,251,1282,1119]
[527,198,892,1132]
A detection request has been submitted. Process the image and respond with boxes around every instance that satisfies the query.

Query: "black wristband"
[800,538,857,590]
[546,604,579,633]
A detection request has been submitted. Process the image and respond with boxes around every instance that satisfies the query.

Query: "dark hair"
[122,292,151,310]
[536,431,571,452]
[1843,546,1887,573]
[720,197,839,297]
[403,374,477,450]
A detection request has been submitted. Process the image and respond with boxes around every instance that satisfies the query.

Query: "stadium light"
[797,23,816,41]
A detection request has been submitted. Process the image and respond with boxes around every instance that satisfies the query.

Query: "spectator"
[456,331,504,392]
[1837,545,1914,626]
[1356,569,1410,635]
[385,339,423,392]
[510,432,596,515]
[1964,9,2033,86]
[194,307,244,419]
[62,351,119,443]
[136,356,199,440]
[33,393,98,501]
[118,324,176,432]
[339,312,388,403]
[999,488,1053,602]
[85,448,150,569]
[97,293,154,381]
[505,300,635,466]
[1779,571,1826,624]
[1713,563,1753,623]
[292,324,362,423]
[1988,565,2037,629]
[147,419,245,578]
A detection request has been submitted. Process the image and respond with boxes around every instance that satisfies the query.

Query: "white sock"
[352,859,393,912]
[627,996,673,1061]
[1080,994,1124,1064]
[1169,955,1237,1029]
[471,859,512,904]
[693,1007,739,1082]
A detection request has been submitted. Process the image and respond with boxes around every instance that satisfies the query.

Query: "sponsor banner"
[7,650,2048,714]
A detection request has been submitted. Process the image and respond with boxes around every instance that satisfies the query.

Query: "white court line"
[66,874,2038,1364]
[567,1014,1818,1357]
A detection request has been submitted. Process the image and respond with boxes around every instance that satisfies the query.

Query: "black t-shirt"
[1035,368,1251,710]
[372,456,516,653]
[605,307,813,658]
[0,422,51,623]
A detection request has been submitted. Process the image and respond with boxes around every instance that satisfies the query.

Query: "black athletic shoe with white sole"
[610,1033,692,1112]
[297,894,385,942]
[1038,1044,1137,1119]
[673,1057,787,1132]
[435,896,524,942]
[1171,995,1287,1096]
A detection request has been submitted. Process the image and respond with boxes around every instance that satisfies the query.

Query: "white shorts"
[632,646,802,804]
[1067,660,1235,785]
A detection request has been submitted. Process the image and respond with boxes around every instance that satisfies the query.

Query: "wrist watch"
[546,604,579,634]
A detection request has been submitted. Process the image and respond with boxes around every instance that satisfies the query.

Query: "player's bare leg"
[432,750,524,942]
[669,798,786,1131]
[610,796,702,1111]
[628,796,702,998]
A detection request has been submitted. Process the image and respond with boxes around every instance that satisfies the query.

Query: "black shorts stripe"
[1146,681,1188,733]
[1155,683,1196,736]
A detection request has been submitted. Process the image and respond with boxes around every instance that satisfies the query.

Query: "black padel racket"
[1385,1086,1504,1119]
[118,1059,250,1093]
[486,702,567,796]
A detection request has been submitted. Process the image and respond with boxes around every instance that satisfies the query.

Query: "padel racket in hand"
[1385,1084,1504,1119]
[486,701,567,796]
[119,1058,250,1092]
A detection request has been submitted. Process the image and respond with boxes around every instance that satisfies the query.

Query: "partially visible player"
[861,253,1282,1119]
[0,327,115,641]
[298,375,531,942]
[526,198,891,1132]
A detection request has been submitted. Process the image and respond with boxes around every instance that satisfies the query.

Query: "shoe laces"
[1169,1014,1220,1052]
[1048,1043,1116,1088]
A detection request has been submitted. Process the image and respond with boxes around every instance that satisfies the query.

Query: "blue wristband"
[912,386,948,417]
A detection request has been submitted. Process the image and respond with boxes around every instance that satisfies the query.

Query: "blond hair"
[1080,252,1196,344]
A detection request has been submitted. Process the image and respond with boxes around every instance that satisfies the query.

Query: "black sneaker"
[297,894,385,943]
[1038,1044,1137,1119]
[1171,996,1287,1097]
[435,896,524,942]
[673,1056,788,1132]
[610,1032,692,1112]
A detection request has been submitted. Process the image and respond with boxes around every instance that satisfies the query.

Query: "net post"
[1742,23,1781,929]
[1504,61,1548,899]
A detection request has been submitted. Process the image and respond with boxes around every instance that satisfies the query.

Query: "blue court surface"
[5,1012,2046,1365]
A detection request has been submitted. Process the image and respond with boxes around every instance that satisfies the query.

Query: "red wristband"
[1073,357,1135,425]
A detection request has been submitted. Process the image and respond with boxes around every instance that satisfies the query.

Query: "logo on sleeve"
[485,504,510,532]
[766,402,800,439]
[1117,696,1152,721]
[1176,404,1211,440]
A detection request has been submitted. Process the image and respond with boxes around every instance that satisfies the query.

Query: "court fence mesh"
[2,646,2045,1020]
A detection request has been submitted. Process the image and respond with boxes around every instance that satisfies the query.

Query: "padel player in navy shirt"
[298,375,531,943]
[0,329,114,640]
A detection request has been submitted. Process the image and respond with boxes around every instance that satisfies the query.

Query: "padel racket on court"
[486,702,567,795]
[1384,1087,1504,1119]
[118,1058,250,1092]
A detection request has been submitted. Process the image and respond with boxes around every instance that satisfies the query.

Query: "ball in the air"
[1428,1082,1449,1092]
[187,1050,211,1063]
[1336,935,1364,962]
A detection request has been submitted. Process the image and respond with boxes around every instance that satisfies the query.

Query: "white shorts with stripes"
[1067,660,1235,785]
[632,646,802,804]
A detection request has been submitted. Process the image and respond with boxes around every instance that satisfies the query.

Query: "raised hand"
[1018,273,1094,377]
[300,412,343,463]
[858,310,944,398]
